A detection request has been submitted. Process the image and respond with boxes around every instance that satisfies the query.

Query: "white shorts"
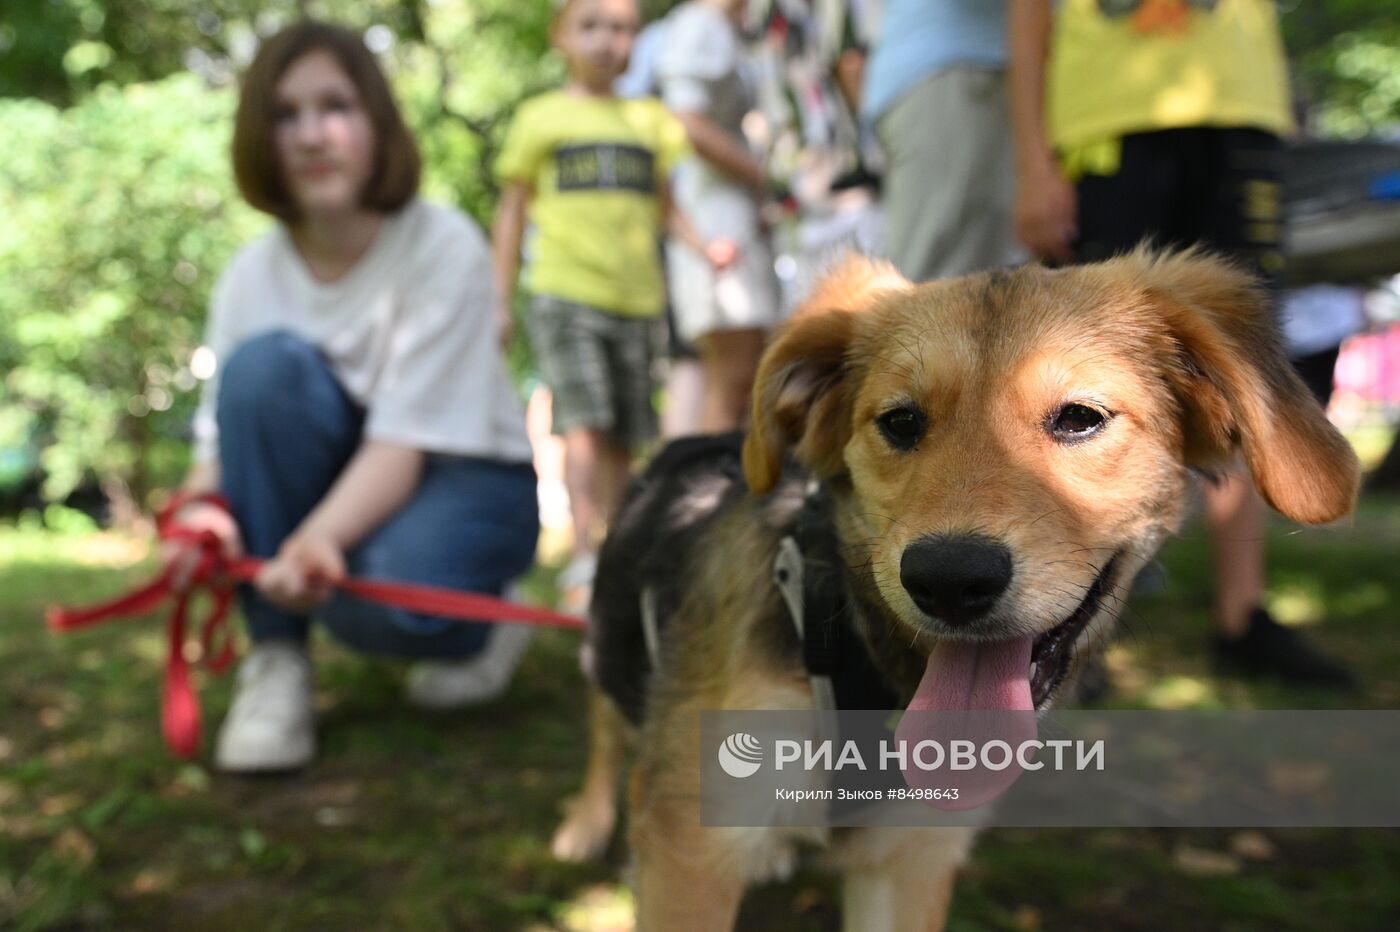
[667,236,780,344]
[667,164,781,344]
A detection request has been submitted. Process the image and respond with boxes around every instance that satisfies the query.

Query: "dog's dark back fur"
[592,433,751,724]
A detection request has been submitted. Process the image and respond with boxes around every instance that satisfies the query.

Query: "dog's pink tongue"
[895,638,1037,811]
[908,637,1034,714]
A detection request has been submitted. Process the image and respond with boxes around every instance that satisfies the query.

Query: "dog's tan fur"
[553,250,1360,931]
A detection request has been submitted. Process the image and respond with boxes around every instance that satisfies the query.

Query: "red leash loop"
[46,492,584,759]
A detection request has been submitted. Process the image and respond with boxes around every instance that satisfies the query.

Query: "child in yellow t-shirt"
[492,0,732,610]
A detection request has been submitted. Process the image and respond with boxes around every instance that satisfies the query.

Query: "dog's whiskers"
[1027,507,1069,529]
[890,332,928,384]
[1042,559,1101,573]
[1063,543,1155,562]
[867,348,919,383]
[857,511,911,531]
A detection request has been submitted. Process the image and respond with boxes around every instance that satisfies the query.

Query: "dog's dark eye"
[876,405,926,451]
[1049,403,1107,443]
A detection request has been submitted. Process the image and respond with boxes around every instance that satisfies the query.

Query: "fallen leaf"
[1229,830,1277,861]
[1172,845,1242,877]
[0,813,40,838]
[1014,904,1042,930]
[41,792,83,817]
[556,883,635,932]
[123,867,175,896]
[53,827,97,867]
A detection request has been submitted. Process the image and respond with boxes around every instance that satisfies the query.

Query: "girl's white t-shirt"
[193,199,532,464]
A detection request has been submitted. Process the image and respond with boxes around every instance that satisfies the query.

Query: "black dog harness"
[629,463,898,714]
[774,482,900,712]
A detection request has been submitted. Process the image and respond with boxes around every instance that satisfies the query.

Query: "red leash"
[46,493,585,759]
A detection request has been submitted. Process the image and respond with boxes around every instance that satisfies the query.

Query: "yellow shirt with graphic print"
[1048,0,1293,161]
[495,91,689,318]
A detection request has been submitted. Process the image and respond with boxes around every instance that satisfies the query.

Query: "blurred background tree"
[1282,0,1400,137]
[0,0,1394,522]
[0,76,260,521]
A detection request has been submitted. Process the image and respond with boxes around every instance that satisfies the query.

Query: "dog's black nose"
[900,534,1014,625]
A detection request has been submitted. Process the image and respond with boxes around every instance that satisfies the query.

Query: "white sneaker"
[405,621,535,710]
[558,551,597,616]
[214,639,315,772]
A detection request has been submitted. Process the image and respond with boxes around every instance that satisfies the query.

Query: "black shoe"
[1213,608,1357,689]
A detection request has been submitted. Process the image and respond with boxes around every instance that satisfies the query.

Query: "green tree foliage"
[384,0,558,224]
[1302,31,1400,138]
[0,0,265,105]
[0,77,264,513]
[1281,1,1400,137]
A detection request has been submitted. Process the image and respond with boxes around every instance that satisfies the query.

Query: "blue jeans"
[216,331,540,659]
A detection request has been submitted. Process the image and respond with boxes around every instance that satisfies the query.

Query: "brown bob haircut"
[232,20,421,223]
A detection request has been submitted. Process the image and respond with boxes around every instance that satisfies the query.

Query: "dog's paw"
[550,799,616,862]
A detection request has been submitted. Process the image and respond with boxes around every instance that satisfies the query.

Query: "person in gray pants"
[862,0,1024,281]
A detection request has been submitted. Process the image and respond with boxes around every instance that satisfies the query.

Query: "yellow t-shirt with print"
[495,91,689,318]
[1048,0,1293,154]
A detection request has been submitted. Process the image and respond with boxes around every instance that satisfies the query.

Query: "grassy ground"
[3,494,1400,931]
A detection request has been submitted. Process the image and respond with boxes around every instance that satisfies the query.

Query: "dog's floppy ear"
[743,255,909,492]
[1133,248,1359,524]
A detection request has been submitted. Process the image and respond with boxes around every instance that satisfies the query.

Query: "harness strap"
[639,585,662,669]
[776,482,901,713]
[774,535,837,711]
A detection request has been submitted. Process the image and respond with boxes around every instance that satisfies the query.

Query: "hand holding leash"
[162,498,243,592]
[256,530,344,613]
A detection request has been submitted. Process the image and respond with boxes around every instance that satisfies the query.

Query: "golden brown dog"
[551,249,1359,931]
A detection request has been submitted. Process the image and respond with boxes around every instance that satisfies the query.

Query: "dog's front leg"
[840,827,974,932]
[629,751,747,931]
[552,689,630,861]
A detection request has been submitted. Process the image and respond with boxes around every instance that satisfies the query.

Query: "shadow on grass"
[3,498,1399,930]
